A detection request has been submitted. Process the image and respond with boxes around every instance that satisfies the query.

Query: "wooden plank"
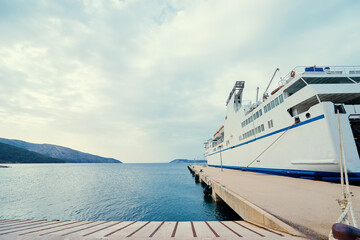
[149,221,165,237]
[105,221,147,238]
[128,221,163,238]
[126,221,151,237]
[0,220,46,231]
[18,221,82,235]
[152,221,176,238]
[174,221,193,238]
[82,221,123,237]
[0,221,66,235]
[103,221,138,237]
[219,221,243,237]
[192,221,216,238]
[61,221,108,236]
[241,221,286,237]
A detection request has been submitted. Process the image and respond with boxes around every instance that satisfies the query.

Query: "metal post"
[219,146,223,172]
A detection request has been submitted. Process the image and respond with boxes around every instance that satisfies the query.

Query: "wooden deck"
[0,219,303,239]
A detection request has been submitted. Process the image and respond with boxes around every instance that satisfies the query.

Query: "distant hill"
[0,142,65,163]
[0,138,121,163]
[170,159,207,164]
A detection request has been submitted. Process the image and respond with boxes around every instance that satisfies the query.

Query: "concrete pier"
[0,219,302,239]
[190,165,360,240]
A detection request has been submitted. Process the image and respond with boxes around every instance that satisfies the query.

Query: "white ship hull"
[204,66,360,181]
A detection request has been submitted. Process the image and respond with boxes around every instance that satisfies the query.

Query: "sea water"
[0,163,240,221]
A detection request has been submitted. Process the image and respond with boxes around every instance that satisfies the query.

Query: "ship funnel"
[226,81,245,107]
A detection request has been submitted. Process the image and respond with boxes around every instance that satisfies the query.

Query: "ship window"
[279,94,284,103]
[302,77,354,84]
[250,116,253,122]
[264,106,267,113]
[251,129,255,135]
[268,120,274,129]
[267,103,271,111]
[259,109,262,116]
[256,112,259,118]
[285,79,307,97]
[261,124,264,131]
[271,100,275,109]
[275,98,279,106]
[253,113,256,120]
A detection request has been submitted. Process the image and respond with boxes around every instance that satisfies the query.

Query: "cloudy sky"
[1,0,359,163]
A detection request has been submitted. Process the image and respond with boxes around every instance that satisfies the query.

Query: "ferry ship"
[204,66,360,181]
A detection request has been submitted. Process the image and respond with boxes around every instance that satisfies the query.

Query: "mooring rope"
[243,122,296,171]
[329,109,358,240]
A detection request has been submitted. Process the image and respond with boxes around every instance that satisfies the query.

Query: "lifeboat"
[213,125,224,139]
[271,85,284,95]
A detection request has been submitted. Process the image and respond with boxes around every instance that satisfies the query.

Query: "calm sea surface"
[0,163,240,221]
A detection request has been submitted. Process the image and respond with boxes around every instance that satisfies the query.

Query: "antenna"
[263,68,279,101]
[256,87,259,102]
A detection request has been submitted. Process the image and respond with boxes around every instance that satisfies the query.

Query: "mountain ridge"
[0,142,65,163]
[0,138,121,163]
[170,159,207,164]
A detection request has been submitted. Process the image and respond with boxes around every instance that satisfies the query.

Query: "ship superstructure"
[204,66,360,181]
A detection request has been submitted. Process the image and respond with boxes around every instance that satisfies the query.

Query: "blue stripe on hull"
[208,164,360,182]
[206,114,325,157]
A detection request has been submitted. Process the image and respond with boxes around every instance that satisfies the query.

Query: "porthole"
[306,113,311,119]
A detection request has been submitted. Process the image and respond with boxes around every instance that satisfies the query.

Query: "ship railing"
[281,65,360,84]
[212,138,224,147]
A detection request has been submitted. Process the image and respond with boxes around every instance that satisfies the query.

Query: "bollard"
[332,223,360,240]
[203,185,212,196]
[195,174,200,182]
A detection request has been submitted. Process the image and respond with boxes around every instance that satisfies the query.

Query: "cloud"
[0,0,359,162]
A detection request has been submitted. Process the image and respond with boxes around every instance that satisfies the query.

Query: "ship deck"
[190,165,360,240]
[0,219,302,239]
